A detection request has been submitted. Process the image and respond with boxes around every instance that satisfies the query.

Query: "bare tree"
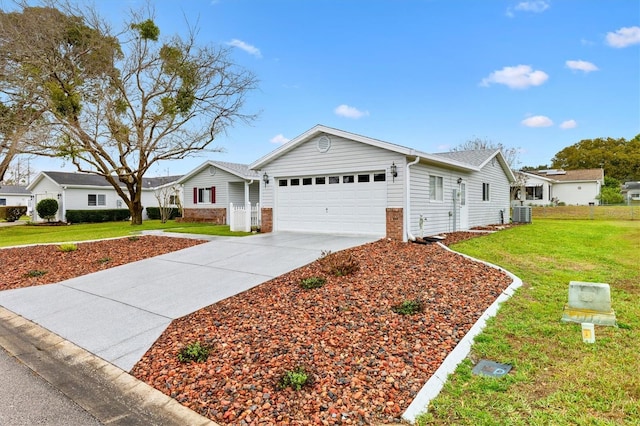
[153,183,181,223]
[0,3,257,223]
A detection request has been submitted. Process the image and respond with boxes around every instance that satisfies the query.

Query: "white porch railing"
[229,202,261,232]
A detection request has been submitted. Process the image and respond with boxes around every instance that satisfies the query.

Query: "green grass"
[416,219,640,425]
[0,220,251,247]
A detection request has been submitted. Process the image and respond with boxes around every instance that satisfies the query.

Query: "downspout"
[405,157,421,241]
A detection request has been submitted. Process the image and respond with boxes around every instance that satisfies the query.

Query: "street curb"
[0,307,218,426]
[401,244,523,423]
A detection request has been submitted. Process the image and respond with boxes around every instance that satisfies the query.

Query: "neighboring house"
[622,181,640,204]
[249,125,515,241]
[27,171,182,222]
[514,169,604,206]
[0,185,31,214]
[177,160,260,224]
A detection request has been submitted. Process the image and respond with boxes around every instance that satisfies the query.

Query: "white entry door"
[276,172,387,236]
[459,181,469,230]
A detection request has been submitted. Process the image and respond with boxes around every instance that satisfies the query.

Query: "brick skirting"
[261,208,273,233]
[386,208,404,241]
[180,208,227,224]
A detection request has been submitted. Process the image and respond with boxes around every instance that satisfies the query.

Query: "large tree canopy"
[0,2,257,223]
[551,135,640,182]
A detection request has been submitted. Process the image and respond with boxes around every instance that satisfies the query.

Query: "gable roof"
[0,184,30,195]
[250,124,485,172]
[27,171,182,191]
[177,160,260,184]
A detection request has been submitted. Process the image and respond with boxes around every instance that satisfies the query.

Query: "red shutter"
[193,187,198,204]
[210,187,216,204]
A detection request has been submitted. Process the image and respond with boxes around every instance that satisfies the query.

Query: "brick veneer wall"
[386,208,404,241]
[261,208,273,233]
[181,208,227,224]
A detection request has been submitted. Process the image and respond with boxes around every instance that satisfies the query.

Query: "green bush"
[300,276,326,289]
[0,206,28,222]
[277,367,310,391]
[65,209,130,223]
[24,269,47,278]
[391,299,424,315]
[146,207,181,220]
[58,243,78,252]
[177,342,210,363]
[36,198,59,222]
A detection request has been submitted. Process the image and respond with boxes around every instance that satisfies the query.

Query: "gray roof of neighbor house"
[34,171,182,189]
[0,184,30,194]
[176,160,260,184]
[623,181,640,190]
[433,149,501,168]
[529,168,604,182]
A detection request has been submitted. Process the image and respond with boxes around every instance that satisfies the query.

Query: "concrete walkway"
[0,232,376,372]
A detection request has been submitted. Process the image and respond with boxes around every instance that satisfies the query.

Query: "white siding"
[181,167,247,208]
[466,160,511,227]
[260,134,405,211]
[553,181,600,205]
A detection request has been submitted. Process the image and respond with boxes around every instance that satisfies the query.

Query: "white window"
[482,183,490,201]
[195,187,216,204]
[429,176,443,201]
[88,194,106,206]
[525,186,543,200]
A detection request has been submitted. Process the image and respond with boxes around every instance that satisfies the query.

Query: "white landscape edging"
[402,243,523,424]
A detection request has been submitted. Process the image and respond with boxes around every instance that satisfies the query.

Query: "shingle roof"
[212,161,260,179]
[0,184,30,194]
[432,149,499,167]
[530,169,604,182]
[41,171,181,189]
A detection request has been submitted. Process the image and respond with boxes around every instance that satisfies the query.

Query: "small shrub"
[24,269,47,278]
[318,250,359,277]
[65,209,130,223]
[177,341,210,363]
[2,206,28,222]
[58,243,78,252]
[392,299,424,315]
[128,235,140,241]
[278,366,309,391]
[96,257,111,264]
[300,276,326,289]
[36,198,59,222]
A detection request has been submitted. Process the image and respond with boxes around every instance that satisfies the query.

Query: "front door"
[459,181,469,230]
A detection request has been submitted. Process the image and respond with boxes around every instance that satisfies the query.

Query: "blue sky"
[32,1,640,175]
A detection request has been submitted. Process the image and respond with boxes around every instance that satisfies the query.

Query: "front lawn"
[417,219,640,425]
[0,220,251,247]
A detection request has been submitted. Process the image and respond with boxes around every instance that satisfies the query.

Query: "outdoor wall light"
[391,162,398,181]
[457,177,463,184]
[262,172,270,186]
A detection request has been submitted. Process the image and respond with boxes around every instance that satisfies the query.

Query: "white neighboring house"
[0,185,31,214]
[514,169,604,206]
[622,181,640,204]
[27,171,182,222]
[250,125,516,240]
[177,160,260,225]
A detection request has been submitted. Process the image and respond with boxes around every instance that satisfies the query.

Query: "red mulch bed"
[131,236,512,425]
[0,236,205,291]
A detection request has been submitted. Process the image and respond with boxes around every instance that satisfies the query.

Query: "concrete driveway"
[0,232,376,371]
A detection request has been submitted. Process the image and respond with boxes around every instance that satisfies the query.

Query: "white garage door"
[276,172,387,236]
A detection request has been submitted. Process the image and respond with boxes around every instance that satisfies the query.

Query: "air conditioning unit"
[512,206,532,223]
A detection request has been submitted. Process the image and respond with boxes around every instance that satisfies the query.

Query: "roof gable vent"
[317,135,331,153]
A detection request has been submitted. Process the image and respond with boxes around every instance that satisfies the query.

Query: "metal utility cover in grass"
[561,281,617,326]
[472,360,512,377]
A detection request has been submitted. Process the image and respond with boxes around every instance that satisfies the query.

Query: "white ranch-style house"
[248,125,516,241]
[514,169,604,206]
[27,171,182,222]
[0,184,31,212]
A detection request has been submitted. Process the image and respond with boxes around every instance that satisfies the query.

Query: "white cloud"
[560,120,577,129]
[334,104,369,119]
[507,1,550,17]
[522,115,553,127]
[565,60,598,73]
[226,39,262,58]
[480,65,549,89]
[606,26,640,48]
[270,134,290,144]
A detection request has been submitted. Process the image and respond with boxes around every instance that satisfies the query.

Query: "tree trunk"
[130,200,144,225]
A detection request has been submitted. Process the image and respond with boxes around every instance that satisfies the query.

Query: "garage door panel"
[276,173,386,236]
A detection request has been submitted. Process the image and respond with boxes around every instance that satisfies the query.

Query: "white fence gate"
[229,202,261,232]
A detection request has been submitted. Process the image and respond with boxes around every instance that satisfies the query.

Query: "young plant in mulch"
[128,235,140,242]
[391,298,424,315]
[96,257,112,264]
[24,269,47,278]
[318,250,359,277]
[177,341,210,363]
[277,366,311,391]
[58,243,78,252]
[299,276,326,289]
